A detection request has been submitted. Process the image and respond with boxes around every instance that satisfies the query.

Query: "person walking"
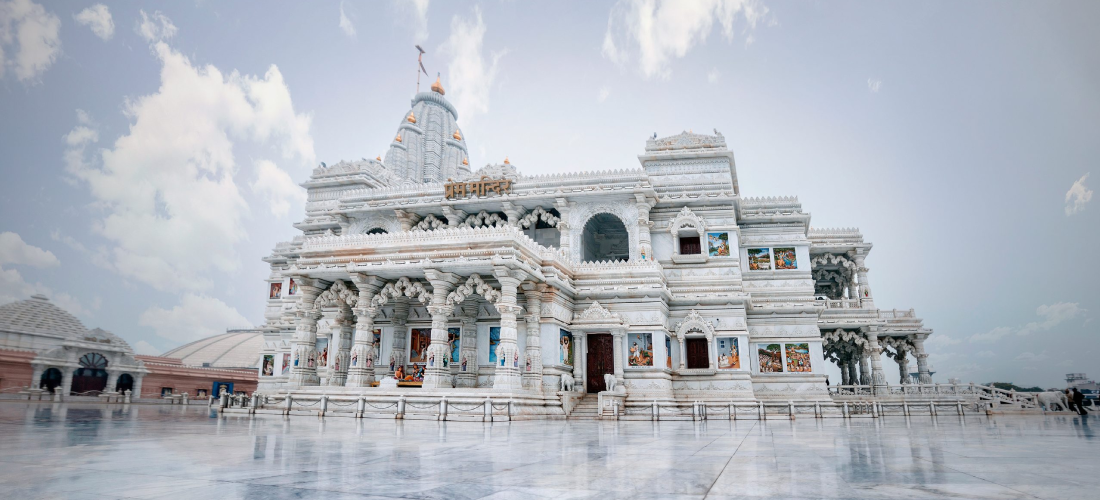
[1072,388,1087,415]
[1066,389,1079,413]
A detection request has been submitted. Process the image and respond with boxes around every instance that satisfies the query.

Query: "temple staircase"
[567,394,601,419]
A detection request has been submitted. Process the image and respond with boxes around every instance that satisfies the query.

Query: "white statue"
[1036,391,1069,412]
[604,374,618,393]
[560,373,575,392]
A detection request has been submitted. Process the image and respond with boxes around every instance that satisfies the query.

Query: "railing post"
[440,397,448,421]
[319,395,328,417]
[956,401,963,415]
[903,401,909,416]
[356,396,365,417]
[397,396,406,419]
[613,401,619,420]
[251,393,259,413]
[484,397,492,422]
[284,394,293,415]
[508,399,514,420]
[731,403,736,420]
[815,402,821,418]
[652,400,658,421]
[843,401,849,418]
[788,400,795,420]
[758,401,764,420]
[219,391,229,409]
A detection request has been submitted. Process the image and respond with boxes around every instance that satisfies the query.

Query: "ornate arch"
[370,277,431,307]
[461,210,507,229]
[569,202,639,262]
[670,206,705,235]
[311,280,359,313]
[348,213,400,235]
[411,214,447,232]
[673,310,715,340]
[811,254,858,272]
[517,206,561,229]
[445,274,502,308]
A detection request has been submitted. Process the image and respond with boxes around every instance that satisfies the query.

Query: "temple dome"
[161,330,263,369]
[0,295,90,338]
[384,79,471,184]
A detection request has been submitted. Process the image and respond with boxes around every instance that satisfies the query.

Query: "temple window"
[670,207,707,262]
[581,213,630,262]
[519,207,561,248]
[679,236,701,255]
[685,338,709,369]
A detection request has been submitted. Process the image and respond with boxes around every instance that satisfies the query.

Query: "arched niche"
[581,213,630,263]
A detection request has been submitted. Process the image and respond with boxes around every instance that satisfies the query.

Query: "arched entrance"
[116,373,134,393]
[581,213,630,262]
[71,353,108,394]
[366,227,388,235]
[39,368,62,393]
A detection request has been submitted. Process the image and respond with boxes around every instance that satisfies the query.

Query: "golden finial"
[453,129,462,140]
[395,133,403,143]
[462,157,469,166]
[406,111,416,123]
[503,156,510,165]
[376,155,382,161]
[431,74,445,95]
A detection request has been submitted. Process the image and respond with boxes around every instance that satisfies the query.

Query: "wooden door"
[586,334,614,393]
[686,338,710,369]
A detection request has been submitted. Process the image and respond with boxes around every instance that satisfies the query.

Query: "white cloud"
[1065,173,1092,216]
[135,10,176,43]
[66,29,315,292]
[601,0,768,79]
[0,231,59,268]
[0,0,62,82]
[0,264,92,317]
[74,4,113,41]
[139,293,251,343]
[867,78,882,93]
[924,334,962,349]
[50,229,87,253]
[707,67,720,84]
[597,85,610,103]
[970,302,1086,342]
[438,6,504,123]
[338,1,355,38]
[976,350,996,358]
[1014,351,1049,362]
[398,0,430,43]
[251,159,305,217]
[132,340,159,356]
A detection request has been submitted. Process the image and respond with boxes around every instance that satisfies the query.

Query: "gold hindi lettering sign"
[445,176,513,199]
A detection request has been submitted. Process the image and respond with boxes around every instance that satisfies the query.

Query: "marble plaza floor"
[0,402,1097,499]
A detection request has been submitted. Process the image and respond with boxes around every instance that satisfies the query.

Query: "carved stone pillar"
[456,301,479,388]
[423,270,460,389]
[612,330,625,380]
[105,369,118,392]
[502,201,522,227]
[848,357,860,386]
[913,335,932,384]
[894,345,911,384]
[678,337,687,371]
[132,374,144,399]
[635,195,654,261]
[346,275,381,387]
[859,353,871,385]
[394,209,417,231]
[327,314,354,386]
[555,198,571,256]
[572,333,585,388]
[864,328,886,390]
[492,268,527,391]
[289,278,323,386]
[388,300,410,378]
[855,251,874,308]
[441,206,466,228]
[521,283,544,391]
[30,364,43,390]
[60,368,74,396]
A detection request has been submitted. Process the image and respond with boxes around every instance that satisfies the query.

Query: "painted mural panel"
[560,329,573,366]
[785,343,812,372]
[774,247,798,270]
[372,329,381,366]
[717,337,740,369]
[262,355,274,376]
[409,329,430,364]
[758,343,783,373]
[287,278,298,296]
[315,337,329,367]
[448,327,461,363]
[281,353,290,375]
[665,335,672,368]
[707,232,730,257]
[627,332,654,367]
[269,282,282,299]
[747,248,772,270]
[488,326,501,364]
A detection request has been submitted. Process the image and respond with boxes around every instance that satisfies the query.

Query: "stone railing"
[878,308,917,319]
[821,298,864,310]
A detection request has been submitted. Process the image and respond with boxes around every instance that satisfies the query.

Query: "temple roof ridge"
[645,130,727,152]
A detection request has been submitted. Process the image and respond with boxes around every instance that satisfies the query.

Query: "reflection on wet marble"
[0,403,1096,499]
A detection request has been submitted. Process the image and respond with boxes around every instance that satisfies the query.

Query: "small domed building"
[0,295,259,399]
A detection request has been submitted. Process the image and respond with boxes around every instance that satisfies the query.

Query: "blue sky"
[0,1,1096,388]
